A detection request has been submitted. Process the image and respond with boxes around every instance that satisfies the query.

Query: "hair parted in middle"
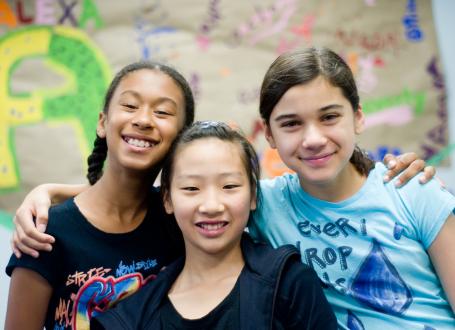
[259,47,374,176]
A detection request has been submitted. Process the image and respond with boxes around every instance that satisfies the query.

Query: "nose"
[198,189,225,215]
[301,124,328,150]
[132,107,155,129]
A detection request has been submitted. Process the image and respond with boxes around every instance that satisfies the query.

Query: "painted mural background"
[0,0,453,321]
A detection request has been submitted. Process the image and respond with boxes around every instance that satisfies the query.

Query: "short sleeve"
[396,177,455,249]
[5,235,62,286]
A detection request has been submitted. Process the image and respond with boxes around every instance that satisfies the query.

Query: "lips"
[299,152,335,166]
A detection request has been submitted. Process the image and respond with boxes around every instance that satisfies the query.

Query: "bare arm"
[11,183,87,258]
[428,214,455,312]
[382,152,435,187]
[5,268,53,330]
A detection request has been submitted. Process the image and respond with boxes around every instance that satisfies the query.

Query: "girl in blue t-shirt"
[249,47,455,329]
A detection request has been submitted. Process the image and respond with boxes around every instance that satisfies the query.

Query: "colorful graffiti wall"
[0,1,451,234]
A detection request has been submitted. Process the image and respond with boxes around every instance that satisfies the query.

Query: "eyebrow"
[273,104,344,122]
[119,90,178,107]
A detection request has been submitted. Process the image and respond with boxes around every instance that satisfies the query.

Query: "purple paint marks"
[58,0,78,27]
[420,57,448,160]
[196,0,222,51]
[402,0,424,42]
[189,72,201,103]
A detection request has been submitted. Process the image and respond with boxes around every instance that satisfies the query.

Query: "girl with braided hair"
[5,61,194,329]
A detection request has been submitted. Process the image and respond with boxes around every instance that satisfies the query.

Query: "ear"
[250,195,257,211]
[97,112,107,138]
[263,120,277,149]
[163,193,174,214]
[354,105,365,135]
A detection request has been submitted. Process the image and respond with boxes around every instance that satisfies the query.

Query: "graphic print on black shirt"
[6,192,183,330]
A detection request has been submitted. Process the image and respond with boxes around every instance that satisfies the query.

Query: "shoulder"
[46,198,81,234]
[259,173,298,194]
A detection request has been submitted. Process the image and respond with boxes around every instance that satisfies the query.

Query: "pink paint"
[249,2,296,45]
[364,106,413,129]
[35,0,56,25]
[196,34,211,51]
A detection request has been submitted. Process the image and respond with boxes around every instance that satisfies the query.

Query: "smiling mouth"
[196,221,228,231]
[123,137,156,148]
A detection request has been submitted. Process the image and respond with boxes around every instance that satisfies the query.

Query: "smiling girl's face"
[265,75,365,196]
[164,137,256,256]
[97,69,186,173]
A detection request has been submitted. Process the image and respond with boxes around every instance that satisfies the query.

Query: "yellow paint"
[0,29,51,188]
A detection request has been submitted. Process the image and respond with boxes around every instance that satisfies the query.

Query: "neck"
[299,163,367,202]
[178,240,245,286]
[75,166,159,230]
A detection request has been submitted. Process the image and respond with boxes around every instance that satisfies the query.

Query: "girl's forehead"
[175,139,245,167]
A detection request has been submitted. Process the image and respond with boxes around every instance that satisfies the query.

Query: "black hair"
[259,47,374,176]
[86,61,195,185]
[160,121,261,206]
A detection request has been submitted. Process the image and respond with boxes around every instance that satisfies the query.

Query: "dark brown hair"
[86,61,195,185]
[259,47,374,176]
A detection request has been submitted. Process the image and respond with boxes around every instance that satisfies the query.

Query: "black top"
[159,276,240,329]
[6,189,183,330]
[91,234,337,329]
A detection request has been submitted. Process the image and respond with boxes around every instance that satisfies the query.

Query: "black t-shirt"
[6,191,183,330]
[159,277,240,330]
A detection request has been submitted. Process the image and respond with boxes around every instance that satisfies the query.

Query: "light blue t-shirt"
[249,163,455,329]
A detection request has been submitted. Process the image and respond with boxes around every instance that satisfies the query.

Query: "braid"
[86,135,108,185]
[349,145,375,176]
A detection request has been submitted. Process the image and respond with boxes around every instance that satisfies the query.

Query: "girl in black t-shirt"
[91,121,337,329]
[5,62,194,330]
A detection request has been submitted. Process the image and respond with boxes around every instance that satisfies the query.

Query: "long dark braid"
[86,135,108,185]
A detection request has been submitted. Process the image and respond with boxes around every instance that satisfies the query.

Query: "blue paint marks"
[368,146,402,162]
[350,239,413,315]
[402,0,424,42]
[393,223,404,240]
[347,310,365,330]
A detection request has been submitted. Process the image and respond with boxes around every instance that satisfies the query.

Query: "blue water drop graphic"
[347,310,364,330]
[350,239,413,315]
[423,326,436,330]
[393,223,404,240]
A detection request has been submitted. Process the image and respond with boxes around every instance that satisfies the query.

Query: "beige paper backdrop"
[0,0,449,223]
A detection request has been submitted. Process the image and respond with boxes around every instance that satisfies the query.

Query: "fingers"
[13,224,39,258]
[418,166,436,184]
[11,231,22,259]
[383,152,418,184]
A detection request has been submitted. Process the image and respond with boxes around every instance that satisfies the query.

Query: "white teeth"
[199,223,225,230]
[125,138,152,148]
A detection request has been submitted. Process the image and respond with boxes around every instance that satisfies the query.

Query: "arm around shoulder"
[275,257,337,329]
